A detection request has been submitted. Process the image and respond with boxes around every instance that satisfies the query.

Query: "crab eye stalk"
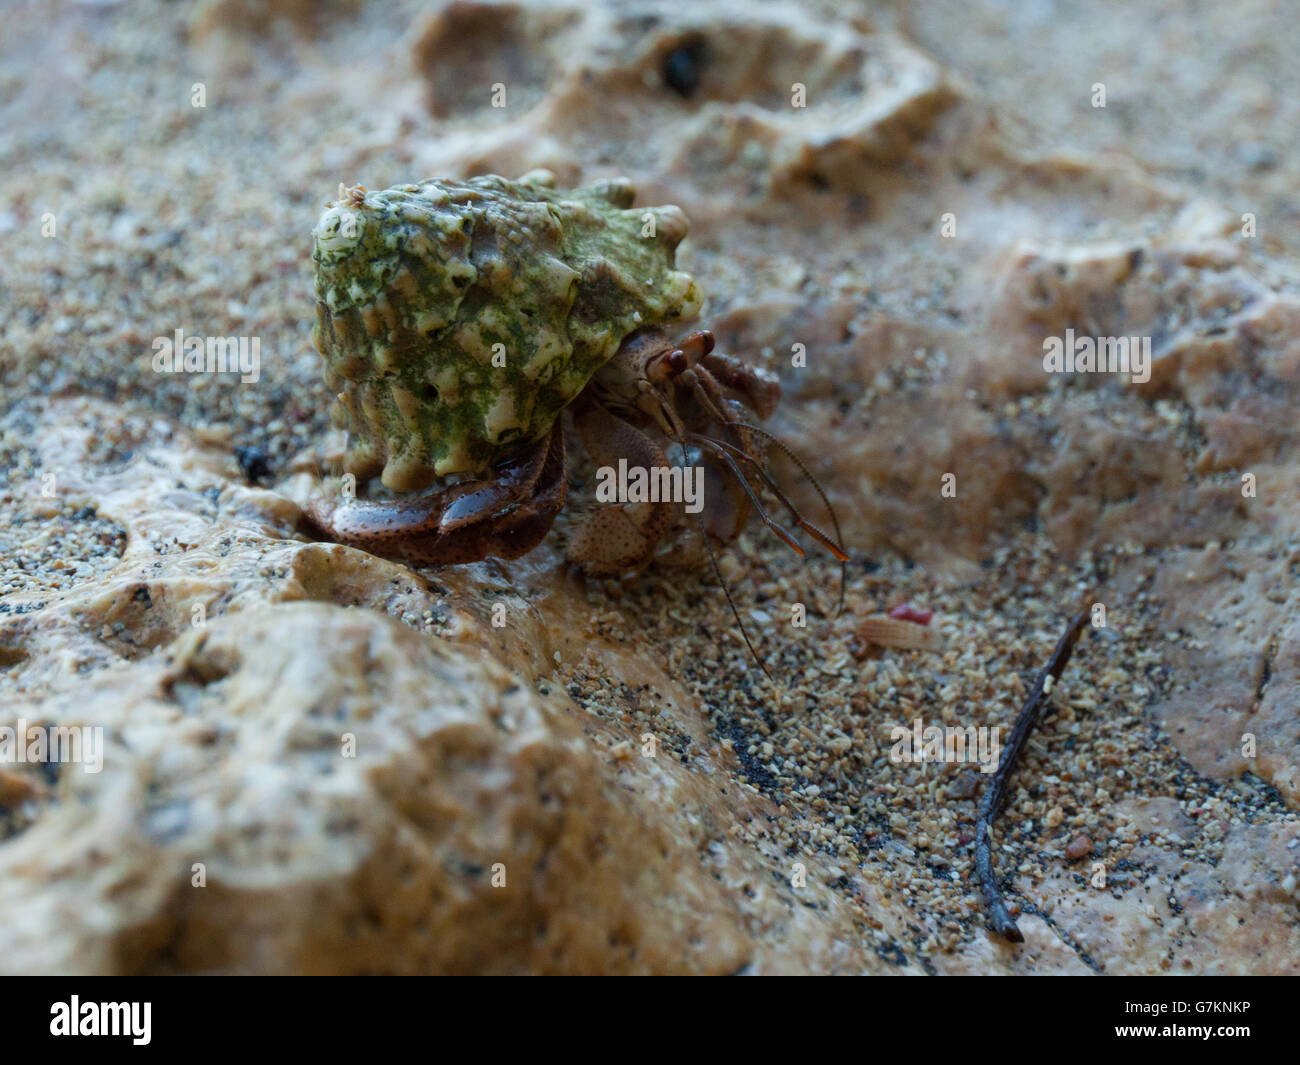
[668,349,689,374]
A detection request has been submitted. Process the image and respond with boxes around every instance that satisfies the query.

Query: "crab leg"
[705,430,849,563]
[567,398,674,576]
[305,424,566,563]
[689,434,807,556]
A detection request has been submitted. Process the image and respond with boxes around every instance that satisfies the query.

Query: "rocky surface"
[0,0,1296,973]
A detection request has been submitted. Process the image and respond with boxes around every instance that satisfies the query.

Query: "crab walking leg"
[568,398,675,577]
[688,434,804,555]
[305,426,564,563]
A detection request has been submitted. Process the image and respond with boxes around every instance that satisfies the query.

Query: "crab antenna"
[692,507,775,685]
[656,405,775,684]
[680,367,847,617]
[700,429,848,619]
[719,419,848,617]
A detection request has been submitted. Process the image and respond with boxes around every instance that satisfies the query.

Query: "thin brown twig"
[976,610,1090,943]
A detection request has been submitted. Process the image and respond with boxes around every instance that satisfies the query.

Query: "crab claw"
[305,425,566,564]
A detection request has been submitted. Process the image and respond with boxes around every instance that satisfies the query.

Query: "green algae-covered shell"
[311,171,701,492]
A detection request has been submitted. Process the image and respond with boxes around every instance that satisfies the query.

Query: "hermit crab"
[304,171,847,660]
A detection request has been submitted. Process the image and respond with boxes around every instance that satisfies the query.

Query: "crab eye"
[668,349,688,373]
